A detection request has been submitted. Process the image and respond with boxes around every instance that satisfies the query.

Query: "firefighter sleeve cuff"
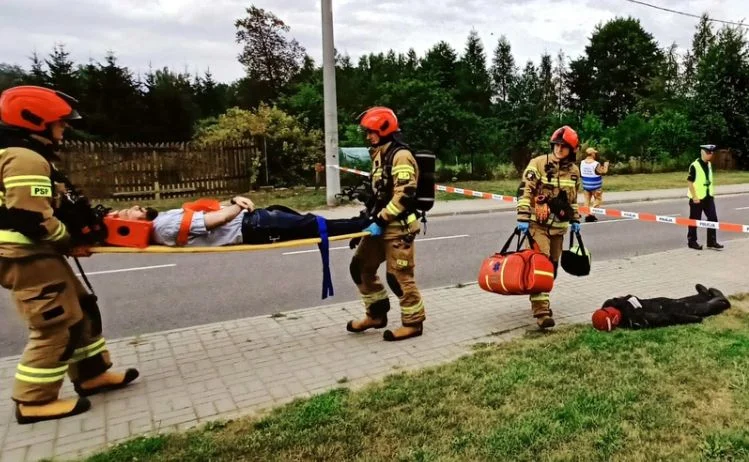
[374,214,389,228]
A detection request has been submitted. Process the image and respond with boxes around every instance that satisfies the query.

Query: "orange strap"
[175,198,221,246]
[176,208,195,247]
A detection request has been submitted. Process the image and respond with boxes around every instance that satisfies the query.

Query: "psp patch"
[31,185,52,197]
[525,170,537,181]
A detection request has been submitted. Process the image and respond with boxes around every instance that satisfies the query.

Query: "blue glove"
[570,222,581,233]
[364,222,384,237]
[516,221,529,233]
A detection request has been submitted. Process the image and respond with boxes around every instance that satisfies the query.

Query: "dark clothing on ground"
[601,289,730,329]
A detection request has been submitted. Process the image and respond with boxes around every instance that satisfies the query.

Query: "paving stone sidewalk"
[1,238,748,462]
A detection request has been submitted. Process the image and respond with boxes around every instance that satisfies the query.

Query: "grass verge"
[70,296,749,462]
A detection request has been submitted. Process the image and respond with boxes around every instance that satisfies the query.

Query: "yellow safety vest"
[688,159,714,200]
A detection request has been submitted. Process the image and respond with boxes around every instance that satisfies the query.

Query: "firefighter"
[516,125,582,328]
[346,106,425,341]
[0,86,139,424]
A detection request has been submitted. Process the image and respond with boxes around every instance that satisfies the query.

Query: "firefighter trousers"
[0,255,113,405]
[527,223,564,318]
[349,234,425,326]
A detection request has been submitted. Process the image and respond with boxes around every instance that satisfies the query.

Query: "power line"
[622,0,749,28]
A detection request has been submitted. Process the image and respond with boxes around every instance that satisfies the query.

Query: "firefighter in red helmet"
[346,106,425,341]
[0,86,139,424]
[516,125,582,328]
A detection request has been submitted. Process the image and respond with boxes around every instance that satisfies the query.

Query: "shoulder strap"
[176,208,195,246]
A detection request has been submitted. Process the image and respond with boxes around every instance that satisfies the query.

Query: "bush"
[194,104,323,187]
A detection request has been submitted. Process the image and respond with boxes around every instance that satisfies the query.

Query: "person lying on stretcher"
[108,195,371,247]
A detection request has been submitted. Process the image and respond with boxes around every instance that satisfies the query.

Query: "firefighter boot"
[74,368,140,397]
[531,294,555,329]
[16,398,91,425]
[347,298,389,332]
[383,323,423,342]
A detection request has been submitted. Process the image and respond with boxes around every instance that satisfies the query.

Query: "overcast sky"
[0,0,746,83]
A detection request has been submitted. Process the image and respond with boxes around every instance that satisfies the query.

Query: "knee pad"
[59,319,85,362]
[369,298,391,318]
[386,272,403,297]
[79,294,102,337]
[349,257,362,285]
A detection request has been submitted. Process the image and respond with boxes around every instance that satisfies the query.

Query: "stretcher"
[86,231,369,253]
[79,215,370,300]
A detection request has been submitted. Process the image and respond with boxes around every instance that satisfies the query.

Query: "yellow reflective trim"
[397,171,411,180]
[362,289,388,304]
[518,199,531,206]
[386,202,402,216]
[542,179,576,187]
[401,300,424,315]
[4,181,52,189]
[4,175,51,184]
[73,338,106,357]
[15,372,66,384]
[0,230,33,244]
[43,222,67,242]
[391,165,415,174]
[530,294,550,301]
[534,270,554,278]
[17,363,69,375]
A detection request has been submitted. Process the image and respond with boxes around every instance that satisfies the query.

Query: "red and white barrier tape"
[332,165,749,233]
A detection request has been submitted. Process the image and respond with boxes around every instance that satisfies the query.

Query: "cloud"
[0,0,747,84]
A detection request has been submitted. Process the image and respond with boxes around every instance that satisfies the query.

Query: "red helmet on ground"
[0,85,82,132]
[592,307,622,332]
[358,106,398,137]
[550,125,579,150]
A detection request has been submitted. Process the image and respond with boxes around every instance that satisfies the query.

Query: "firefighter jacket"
[370,141,420,239]
[0,131,70,258]
[517,153,581,234]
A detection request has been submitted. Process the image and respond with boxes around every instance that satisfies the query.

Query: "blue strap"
[316,216,334,299]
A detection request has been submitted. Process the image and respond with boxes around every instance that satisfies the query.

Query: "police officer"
[516,125,582,328]
[346,106,425,341]
[0,86,138,424]
[687,144,723,250]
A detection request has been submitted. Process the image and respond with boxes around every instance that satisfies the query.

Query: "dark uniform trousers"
[687,196,718,244]
[0,256,112,404]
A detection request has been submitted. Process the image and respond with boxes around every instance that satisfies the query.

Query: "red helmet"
[358,106,398,137]
[550,125,579,150]
[592,307,621,332]
[0,85,82,132]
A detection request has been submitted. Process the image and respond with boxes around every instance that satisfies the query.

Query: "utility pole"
[321,0,341,205]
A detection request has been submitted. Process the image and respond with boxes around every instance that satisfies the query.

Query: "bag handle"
[569,229,587,255]
[500,228,535,254]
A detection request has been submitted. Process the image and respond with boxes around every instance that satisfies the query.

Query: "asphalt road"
[1,194,748,356]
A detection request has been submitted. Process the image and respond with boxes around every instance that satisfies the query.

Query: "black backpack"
[382,145,436,214]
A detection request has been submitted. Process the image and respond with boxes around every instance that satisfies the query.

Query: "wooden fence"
[57,141,258,201]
